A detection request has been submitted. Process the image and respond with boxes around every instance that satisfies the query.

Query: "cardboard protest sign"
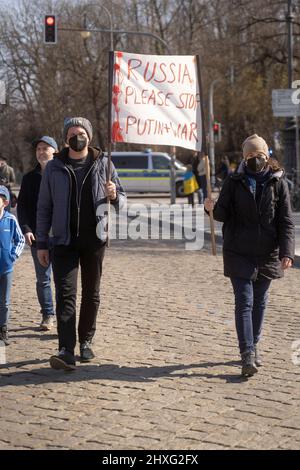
[111,51,203,151]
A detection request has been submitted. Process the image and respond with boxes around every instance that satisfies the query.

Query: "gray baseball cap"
[33,136,58,151]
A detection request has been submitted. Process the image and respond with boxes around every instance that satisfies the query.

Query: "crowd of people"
[0,125,295,377]
[0,117,125,371]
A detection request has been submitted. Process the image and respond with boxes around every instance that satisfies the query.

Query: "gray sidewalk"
[0,236,300,450]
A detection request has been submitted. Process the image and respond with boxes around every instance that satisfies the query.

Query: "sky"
[0,0,19,7]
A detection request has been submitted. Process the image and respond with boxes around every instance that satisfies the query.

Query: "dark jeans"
[197,175,207,204]
[31,246,54,317]
[230,276,271,355]
[52,237,106,354]
[0,271,13,327]
[187,193,195,207]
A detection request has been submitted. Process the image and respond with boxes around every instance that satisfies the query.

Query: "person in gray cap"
[36,117,126,371]
[17,136,58,331]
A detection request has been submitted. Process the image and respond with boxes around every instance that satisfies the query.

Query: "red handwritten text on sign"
[111,52,202,151]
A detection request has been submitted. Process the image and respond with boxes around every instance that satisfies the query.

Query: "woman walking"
[204,134,295,377]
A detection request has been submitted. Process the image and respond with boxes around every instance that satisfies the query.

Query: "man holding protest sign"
[36,117,126,370]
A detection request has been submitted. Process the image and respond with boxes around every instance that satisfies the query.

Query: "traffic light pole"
[283,0,295,174]
[58,27,171,55]
[287,0,293,89]
[287,0,300,184]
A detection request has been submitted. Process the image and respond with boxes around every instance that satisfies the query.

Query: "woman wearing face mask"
[204,134,295,377]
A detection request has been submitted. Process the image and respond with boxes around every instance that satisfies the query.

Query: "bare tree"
[0,0,299,171]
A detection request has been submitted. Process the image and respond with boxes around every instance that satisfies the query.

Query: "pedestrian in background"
[0,154,15,186]
[184,163,198,207]
[17,136,58,331]
[0,186,25,345]
[192,152,207,204]
[204,134,295,377]
[0,153,17,211]
[216,155,232,183]
[36,117,126,371]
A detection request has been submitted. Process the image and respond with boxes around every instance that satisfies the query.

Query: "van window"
[152,155,170,170]
[112,155,148,169]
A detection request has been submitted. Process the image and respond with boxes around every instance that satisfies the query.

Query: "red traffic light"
[213,121,222,142]
[46,16,55,26]
[44,15,57,44]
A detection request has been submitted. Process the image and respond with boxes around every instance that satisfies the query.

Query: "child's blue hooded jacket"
[0,211,25,275]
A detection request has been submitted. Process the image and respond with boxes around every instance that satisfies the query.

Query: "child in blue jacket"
[0,185,25,345]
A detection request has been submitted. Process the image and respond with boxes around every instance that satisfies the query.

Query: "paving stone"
[0,239,299,450]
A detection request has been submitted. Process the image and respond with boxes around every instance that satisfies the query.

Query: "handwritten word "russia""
[127,60,194,85]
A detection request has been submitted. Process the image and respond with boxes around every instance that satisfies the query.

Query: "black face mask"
[68,135,88,152]
[246,156,266,173]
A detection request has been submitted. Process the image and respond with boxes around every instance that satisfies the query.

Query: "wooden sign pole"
[204,155,216,256]
[106,50,114,248]
[195,55,216,255]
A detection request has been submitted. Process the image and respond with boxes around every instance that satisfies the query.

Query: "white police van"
[110,150,186,196]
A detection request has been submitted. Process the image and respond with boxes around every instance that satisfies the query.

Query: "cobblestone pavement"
[0,238,300,450]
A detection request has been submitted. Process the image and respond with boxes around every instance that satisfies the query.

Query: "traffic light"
[44,15,57,44]
[213,122,222,143]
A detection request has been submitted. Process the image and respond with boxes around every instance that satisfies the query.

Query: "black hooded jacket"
[17,164,42,237]
[213,163,295,280]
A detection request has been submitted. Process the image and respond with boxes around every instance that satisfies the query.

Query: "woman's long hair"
[268,157,283,172]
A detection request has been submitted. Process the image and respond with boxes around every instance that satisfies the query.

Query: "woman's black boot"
[241,351,258,377]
